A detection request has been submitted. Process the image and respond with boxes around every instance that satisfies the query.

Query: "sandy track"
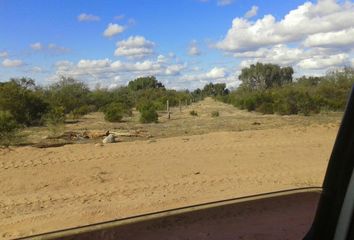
[0,124,337,239]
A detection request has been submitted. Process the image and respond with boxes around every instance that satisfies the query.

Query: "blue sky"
[0,0,353,89]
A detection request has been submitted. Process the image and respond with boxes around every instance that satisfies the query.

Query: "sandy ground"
[0,99,340,239]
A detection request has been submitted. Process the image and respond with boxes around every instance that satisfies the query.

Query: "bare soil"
[0,98,341,239]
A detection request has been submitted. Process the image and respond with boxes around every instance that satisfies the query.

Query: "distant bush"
[190,110,198,116]
[211,111,219,117]
[46,77,90,114]
[44,106,66,137]
[71,105,91,119]
[0,78,48,125]
[219,66,354,116]
[0,111,18,146]
[103,103,125,122]
[139,103,158,123]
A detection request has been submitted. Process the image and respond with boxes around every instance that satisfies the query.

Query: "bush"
[211,111,219,117]
[190,110,198,116]
[256,103,274,114]
[103,103,125,122]
[44,107,66,137]
[70,105,92,119]
[139,103,158,123]
[0,79,48,125]
[0,111,18,146]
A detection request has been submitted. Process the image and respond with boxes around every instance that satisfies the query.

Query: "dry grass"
[19,98,342,145]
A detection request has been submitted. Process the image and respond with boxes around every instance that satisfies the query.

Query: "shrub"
[139,103,158,123]
[0,111,18,146]
[70,105,92,119]
[0,79,48,125]
[44,107,66,137]
[256,103,274,114]
[189,110,198,116]
[103,103,125,122]
[211,111,219,117]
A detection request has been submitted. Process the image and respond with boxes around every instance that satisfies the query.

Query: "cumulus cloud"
[245,5,258,18]
[53,54,187,88]
[205,67,227,79]
[216,0,354,52]
[236,44,305,66]
[217,0,233,6]
[77,13,100,22]
[103,23,125,37]
[188,40,201,56]
[114,36,155,59]
[30,42,69,54]
[30,42,43,50]
[2,59,23,68]
[297,53,349,70]
[0,51,8,58]
[303,28,354,48]
[215,0,354,72]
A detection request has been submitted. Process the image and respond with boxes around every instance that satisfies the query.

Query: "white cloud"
[30,43,69,54]
[77,59,112,69]
[205,67,227,79]
[216,0,354,52]
[103,23,125,37]
[297,53,349,70]
[31,66,43,73]
[0,51,8,58]
[303,28,354,48]
[30,42,43,50]
[54,54,186,88]
[188,40,201,56]
[48,43,70,53]
[217,0,233,6]
[2,58,23,68]
[236,44,305,66]
[77,13,100,22]
[114,36,155,59]
[245,5,258,18]
[165,64,185,75]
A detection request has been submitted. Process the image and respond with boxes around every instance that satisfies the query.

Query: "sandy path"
[0,124,337,239]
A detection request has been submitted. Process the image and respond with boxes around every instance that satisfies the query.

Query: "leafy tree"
[128,76,165,91]
[0,111,18,146]
[238,63,293,90]
[47,76,90,113]
[202,83,229,97]
[0,78,48,125]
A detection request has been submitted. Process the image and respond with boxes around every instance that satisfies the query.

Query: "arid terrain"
[0,98,341,239]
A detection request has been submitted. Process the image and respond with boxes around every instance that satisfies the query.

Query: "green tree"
[128,76,165,91]
[47,76,89,114]
[202,83,229,97]
[0,78,48,125]
[0,111,18,146]
[238,63,293,90]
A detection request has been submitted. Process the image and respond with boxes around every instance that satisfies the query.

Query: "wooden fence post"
[167,100,170,119]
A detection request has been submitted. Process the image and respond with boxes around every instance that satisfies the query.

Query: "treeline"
[220,63,354,116]
[0,76,203,129]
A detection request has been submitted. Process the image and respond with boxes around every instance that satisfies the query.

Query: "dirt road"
[0,99,339,239]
